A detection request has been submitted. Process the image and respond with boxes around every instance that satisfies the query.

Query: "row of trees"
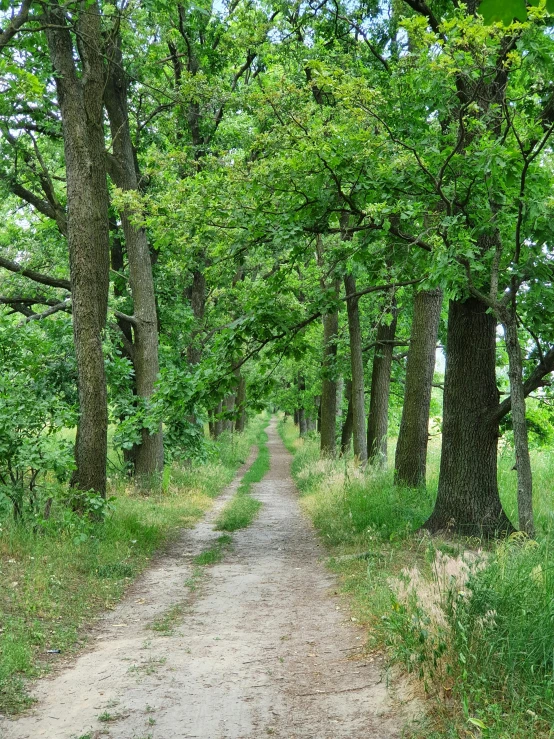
[1,0,554,537]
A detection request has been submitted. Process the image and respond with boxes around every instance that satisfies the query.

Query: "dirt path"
[0,420,412,739]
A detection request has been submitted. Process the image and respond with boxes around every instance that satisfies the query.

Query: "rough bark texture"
[503,314,535,536]
[235,373,247,433]
[320,309,338,455]
[425,298,512,536]
[45,1,109,496]
[395,289,442,487]
[367,305,397,466]
[344,274,367,464]
[340,379,353,456]
[104,32,163,476]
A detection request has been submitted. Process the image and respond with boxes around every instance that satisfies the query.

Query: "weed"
[147,603,185,635]
[98,710,124,722]
[128,656,166,677]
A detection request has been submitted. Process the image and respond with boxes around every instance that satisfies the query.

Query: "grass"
[193,534,233,565]
[278,415,554,739]
[214,425,270,532]
[0,418,265,715]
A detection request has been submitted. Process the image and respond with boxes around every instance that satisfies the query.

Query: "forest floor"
[0,419,416,739]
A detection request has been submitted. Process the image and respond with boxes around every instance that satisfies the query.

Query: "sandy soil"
[0,420,415,739]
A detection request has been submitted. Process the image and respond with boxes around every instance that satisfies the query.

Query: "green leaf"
[468,717,488,730]
[478,0,527,24]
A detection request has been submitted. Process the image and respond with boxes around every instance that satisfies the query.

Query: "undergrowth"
[0,419,263,715]
[214,425,269,532]
[278,415,554,739]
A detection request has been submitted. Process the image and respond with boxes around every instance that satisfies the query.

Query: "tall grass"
[279,416,554,739]
[0,420,262,715]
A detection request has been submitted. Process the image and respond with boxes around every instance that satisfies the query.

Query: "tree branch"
[489,346,554,424]
[0,255,71,290]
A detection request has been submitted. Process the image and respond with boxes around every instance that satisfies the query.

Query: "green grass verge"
[214,426,270,532]
[0,419,265,715]
[278,415,554,739]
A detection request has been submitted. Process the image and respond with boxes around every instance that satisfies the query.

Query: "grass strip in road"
[214,427,269,532]
[193,534,233,565]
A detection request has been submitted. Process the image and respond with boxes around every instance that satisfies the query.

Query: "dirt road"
[0,420,411,739]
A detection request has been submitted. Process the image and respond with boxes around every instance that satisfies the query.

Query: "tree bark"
[104,30,164,476]
[424,298,512,536]
[344,274,367,464]
[502,313,535,536]
[45,1,109,496]
[340,379,353,456]
[395,289,442,487]
[235,373,247,432]
[367,303,397,466]
[320,306,338,455]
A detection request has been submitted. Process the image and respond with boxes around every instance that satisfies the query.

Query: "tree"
[395,289,442,487]
[45,0,110,497]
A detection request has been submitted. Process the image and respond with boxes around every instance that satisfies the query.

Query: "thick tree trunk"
[104,32,163,476]
[425,298,512,536]
[395,289,442,487]
[344,274,367,464]
[320,307,338,456]
[340,379,353,456]
[45,2,109,496]
[367,304,397,466]
[502,313,534,536]
[235,373,247,433]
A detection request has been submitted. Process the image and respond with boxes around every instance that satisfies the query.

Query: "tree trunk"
[424,298,512,536]
[186,270,206,366]
[340,379,353,456]
[336,376,344,418]
[344,274,367,464]
[367,303,397,466]
[223,394,235,432]
[298,409,308,436]
[104,30,163,476]
[214,401,223,438]
[320,307,338,455]
[294,409,299,426]
[395,289,442,487]
[235,373,247,433]
[45,1,109,496]
[502,313,534,536]
[110,223,138,472]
